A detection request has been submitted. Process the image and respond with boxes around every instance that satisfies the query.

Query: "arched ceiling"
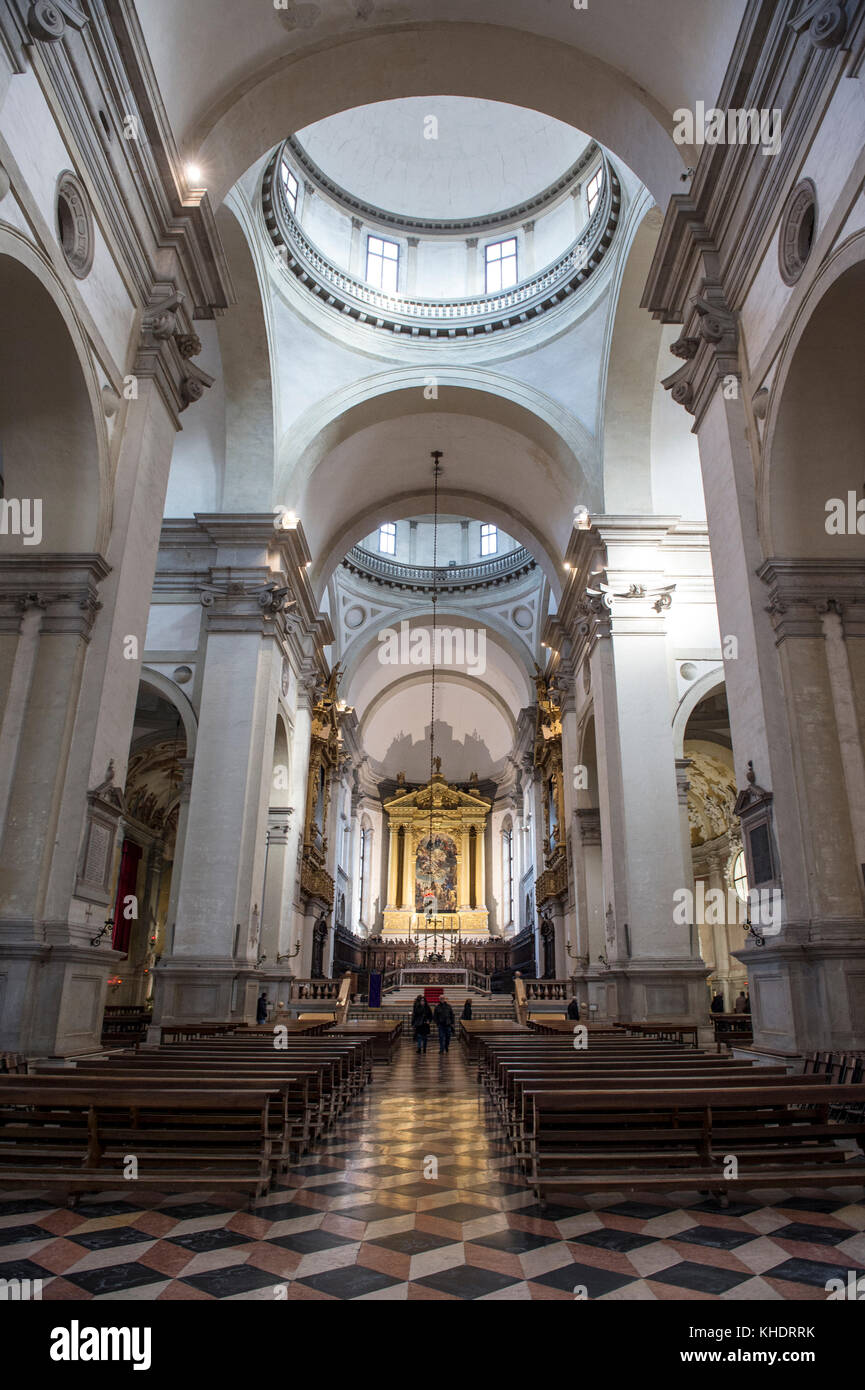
[345,614,529,782]
[296,98,590,220]
[138,3,746,190]
[297,408,582,598]
[277,380,597,597]
[362,679,513,783]
[134,8,748,206]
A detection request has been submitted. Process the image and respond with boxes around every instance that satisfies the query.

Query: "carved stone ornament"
[810,3,847,46]
[752,387,770,420]
[56,172,94,280]
[692,295,737,346]
[670,336,699,360]
[175,333,202,360]
[789,0,848,49]
[90,759,125,813]
[145,292,184,340]
[778,180,817,287]
[257,582,297,617]
[28,0,87,41]
[180,377,204,407]
[670,378,694,407]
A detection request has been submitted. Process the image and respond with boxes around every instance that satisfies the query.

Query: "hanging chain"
[428,450,442,930]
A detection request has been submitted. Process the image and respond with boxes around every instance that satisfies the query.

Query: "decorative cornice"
[135,288,214,421]
[0,555,109,638]
[262,148,621,340]
[283,135,602,238]
[788,0,850,49]
[759,558,865,642]
[342,543,536,592]
[0,0,233,322]
[660,278,739,425]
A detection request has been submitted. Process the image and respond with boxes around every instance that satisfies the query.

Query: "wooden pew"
[0,1081,277,1206]
[36,1069,311,1169]
[525,1081,865,1204]
[500,1064,792,1142]
[327,1020,403,1064]
[616,1021,700,1047]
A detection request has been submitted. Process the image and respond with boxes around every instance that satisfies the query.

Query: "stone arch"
[139,667,199,757]
[193,25,685,208]
[672,667,725,758]
[279,380,593,599]
[337,601,537,697]
[761,235,865,559]
[0,232,108,554]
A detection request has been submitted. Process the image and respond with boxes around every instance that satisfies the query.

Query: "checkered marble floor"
[2,1042,864,1300]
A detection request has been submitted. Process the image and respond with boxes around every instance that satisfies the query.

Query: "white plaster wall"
[0,69,135,372]
[145,604,203,653]
[741,76,865,370]
[650,328,706,520]
[414,239,467,298]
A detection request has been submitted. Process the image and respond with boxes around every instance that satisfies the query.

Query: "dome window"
[485,238,518,293]
[480,524,498,556]
[586,167,604,218]
[378,522,397,555]
[366,236,399,292]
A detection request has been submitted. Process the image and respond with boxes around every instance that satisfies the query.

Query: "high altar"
[381,763,491,939]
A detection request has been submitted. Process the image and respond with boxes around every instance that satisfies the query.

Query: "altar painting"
[415,834,458,912]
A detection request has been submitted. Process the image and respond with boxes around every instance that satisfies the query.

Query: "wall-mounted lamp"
[90,918,113,948]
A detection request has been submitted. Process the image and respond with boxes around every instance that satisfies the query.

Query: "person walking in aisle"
[411,994,433,1054]
[434,995,455,1053]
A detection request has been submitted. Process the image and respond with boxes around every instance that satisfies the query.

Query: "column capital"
[759,559,865,642]
[0,555,109,638]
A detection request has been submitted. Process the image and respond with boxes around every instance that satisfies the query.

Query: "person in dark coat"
[566,997,580,1021]
[461,999,473,1020]
[256,991,268,1025]
[434,996,455,1053]
[411,995,433,1054]
[710,992,725,1013]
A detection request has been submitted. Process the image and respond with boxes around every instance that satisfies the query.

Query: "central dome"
[295,97,591,222]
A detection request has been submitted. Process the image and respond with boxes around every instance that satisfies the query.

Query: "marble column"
[584,526,709,1023]
[152,577,282,1025]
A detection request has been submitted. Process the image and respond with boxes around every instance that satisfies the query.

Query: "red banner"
[111,838,142,954]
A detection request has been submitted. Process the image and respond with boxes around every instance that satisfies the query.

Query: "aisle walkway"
[2,1041,864,1300]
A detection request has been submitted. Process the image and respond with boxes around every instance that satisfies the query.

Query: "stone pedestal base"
[0,934,126,1055]
[569,960,711,1027]
[734,926,865,1054]
[148,957,261,1036]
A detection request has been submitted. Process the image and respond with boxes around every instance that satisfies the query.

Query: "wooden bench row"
[0,1033,376,1208]
[474,1032,865,1205]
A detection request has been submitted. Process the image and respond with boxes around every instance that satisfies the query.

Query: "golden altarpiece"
[299,666,344,910]
[381,762,491,940]
[533,666,568,909]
